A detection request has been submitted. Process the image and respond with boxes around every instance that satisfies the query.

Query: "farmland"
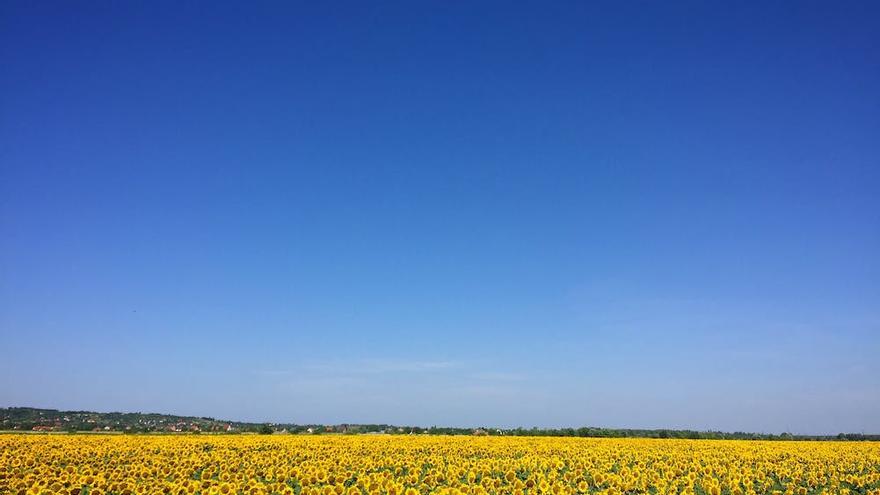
[2,435,879,495]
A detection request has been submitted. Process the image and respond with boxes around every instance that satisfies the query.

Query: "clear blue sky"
[1,1,878,434]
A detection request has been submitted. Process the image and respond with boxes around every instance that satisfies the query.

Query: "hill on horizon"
[2,406,877,441]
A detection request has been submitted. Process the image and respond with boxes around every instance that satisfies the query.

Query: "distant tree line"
[3,407,877,440]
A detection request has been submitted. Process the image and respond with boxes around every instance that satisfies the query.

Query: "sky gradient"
[1,1,879,434]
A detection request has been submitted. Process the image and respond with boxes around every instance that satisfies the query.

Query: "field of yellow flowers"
[2,434,879,495]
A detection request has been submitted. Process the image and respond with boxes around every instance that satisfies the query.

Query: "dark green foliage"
[2,407,877,440]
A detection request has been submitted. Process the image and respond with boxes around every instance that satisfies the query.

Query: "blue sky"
[1,1,878,434]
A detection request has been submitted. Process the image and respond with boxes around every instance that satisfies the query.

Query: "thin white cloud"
[253,358,462,378]
[351,359,461,373]
[471,371,527,382]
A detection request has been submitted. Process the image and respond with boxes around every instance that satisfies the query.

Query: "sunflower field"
[2,434,879,495]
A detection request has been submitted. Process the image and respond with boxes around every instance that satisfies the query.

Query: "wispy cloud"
[252,358,462,378]
[302,358,461,374]
[252,369,299,377]
[471,371,527,382]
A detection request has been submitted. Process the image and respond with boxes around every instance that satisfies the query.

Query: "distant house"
[472,429,488,436]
